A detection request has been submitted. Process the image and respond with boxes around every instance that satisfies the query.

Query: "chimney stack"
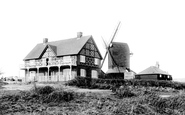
[77,32,83,38]
[43,38,48,44]
[156,61,160,68]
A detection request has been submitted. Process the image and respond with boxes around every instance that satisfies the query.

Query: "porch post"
[70,64,72,80]
[58,66,60,82]
[25,69,27,82]
[70,57,72,80]
[37,67,39,82]
[25,69,26,82]
[26,68,30,83]
[47,67,50,82]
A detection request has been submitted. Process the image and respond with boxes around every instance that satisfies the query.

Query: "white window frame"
[94,58,99,65]
[91,70,98,78]
[80,55,85,63]
[80,69,86,77]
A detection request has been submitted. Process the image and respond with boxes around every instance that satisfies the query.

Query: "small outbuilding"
[135,66,172,80]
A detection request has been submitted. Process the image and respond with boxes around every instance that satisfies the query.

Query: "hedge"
[66,76,185,90]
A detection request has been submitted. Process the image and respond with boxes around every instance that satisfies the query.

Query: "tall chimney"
[43,38,48,44]
[77,32,83,38]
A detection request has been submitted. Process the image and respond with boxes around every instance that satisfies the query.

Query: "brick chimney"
[77,32,83,38]
[43,38,48,44]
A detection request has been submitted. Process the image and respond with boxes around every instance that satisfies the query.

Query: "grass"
[0,84,185,115]
[0,80,8,89]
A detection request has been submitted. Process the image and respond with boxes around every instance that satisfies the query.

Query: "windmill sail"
[100,21,121,69]
[102,37,121,73]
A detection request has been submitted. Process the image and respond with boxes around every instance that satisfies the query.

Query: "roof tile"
[137,66,170,75]
[24,35,92,60]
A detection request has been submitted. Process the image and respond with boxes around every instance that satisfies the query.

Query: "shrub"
[66,77,185,91]
[36,86,55,95]
[43,90,75,103]
[115,86,136,98]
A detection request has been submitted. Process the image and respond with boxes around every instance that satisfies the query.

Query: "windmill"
[101,22,134,79]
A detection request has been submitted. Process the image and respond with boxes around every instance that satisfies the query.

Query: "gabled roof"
[48,44,57,55]
[136,66,170,75]
[24,35,94,60]
[24,44,47,60]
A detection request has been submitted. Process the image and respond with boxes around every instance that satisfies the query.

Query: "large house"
[21,32,102,82]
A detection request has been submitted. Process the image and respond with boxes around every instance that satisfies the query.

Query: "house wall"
[76,66,99,79]
[157,74,172,80]
[137,74,158,80]
[76,54,100,78]
[136,74,172,80]
[24,54,101,82]
[76,37,101,79]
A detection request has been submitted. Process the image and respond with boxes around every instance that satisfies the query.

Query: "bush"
[36,86,55,95]
[43,90,75,103]
[0,85,76,104]
[66,77,185,91]
[66,77,91,88]
[115,86,136,98]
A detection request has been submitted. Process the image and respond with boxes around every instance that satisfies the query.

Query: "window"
[92,70,98,78]
[80,69,86,77]
[80,55,85,63]
[94,58,99,65]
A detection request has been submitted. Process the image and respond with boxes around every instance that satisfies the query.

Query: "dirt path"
[2,83,53,91]
[1,82,112,95]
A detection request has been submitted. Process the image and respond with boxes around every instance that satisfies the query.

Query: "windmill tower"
[101,22,134,79]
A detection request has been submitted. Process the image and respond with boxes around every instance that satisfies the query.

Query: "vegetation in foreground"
[0,80,8,89]
[0,84,185,115]
[66,77,185,90]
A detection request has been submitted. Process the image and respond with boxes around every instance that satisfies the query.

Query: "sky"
[0,0,185,81]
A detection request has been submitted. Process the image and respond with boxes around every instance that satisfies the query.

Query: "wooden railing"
[21,59,76,69]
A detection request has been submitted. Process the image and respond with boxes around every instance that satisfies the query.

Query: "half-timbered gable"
[41,45,56,58]
[79,38,102,67]
[77,37,102,78]
[80,38,101,59]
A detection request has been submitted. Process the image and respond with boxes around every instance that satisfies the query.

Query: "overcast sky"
[0,0,185,81]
